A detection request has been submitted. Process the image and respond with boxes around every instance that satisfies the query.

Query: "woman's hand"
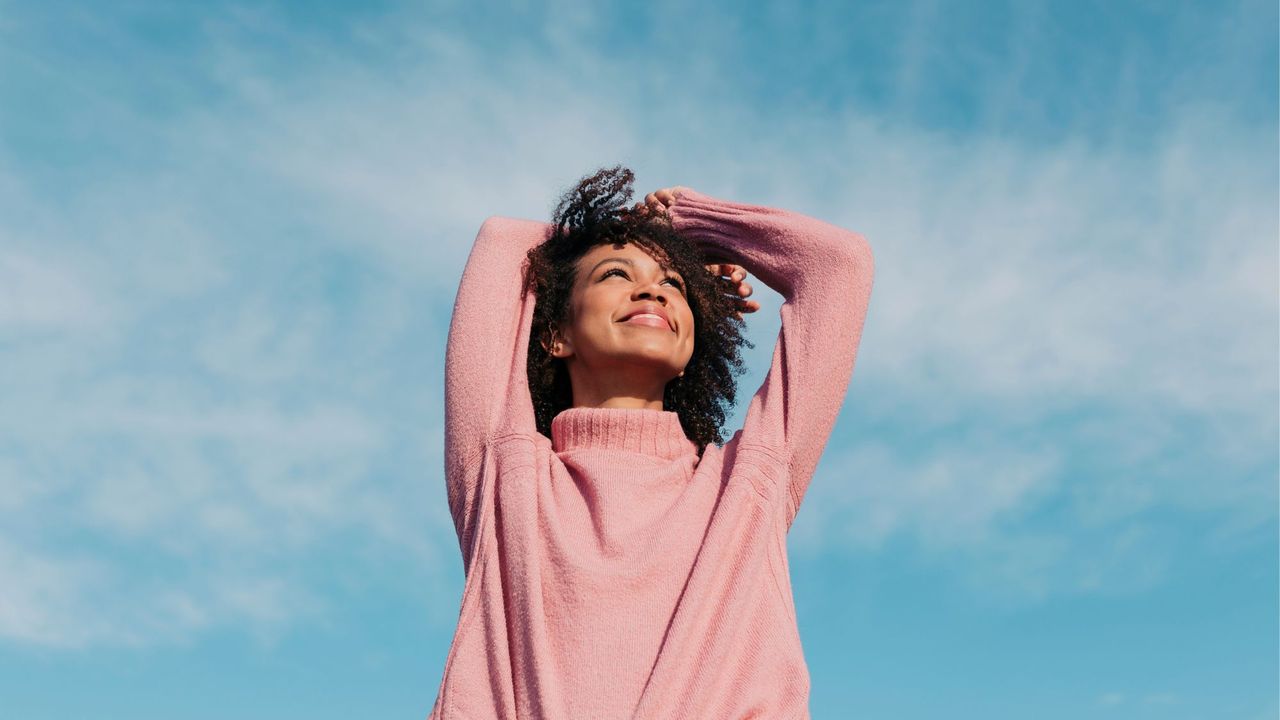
[629,187,687,218]
[707,262,762,319]
[631,186,760,320]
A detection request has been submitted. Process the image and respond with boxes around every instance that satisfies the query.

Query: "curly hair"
[522,165,753,455]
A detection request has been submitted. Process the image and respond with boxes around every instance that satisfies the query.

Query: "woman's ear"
[543,326,573,359]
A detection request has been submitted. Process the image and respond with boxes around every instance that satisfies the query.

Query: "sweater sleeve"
[443,216,548,559]
[667,189,875,530]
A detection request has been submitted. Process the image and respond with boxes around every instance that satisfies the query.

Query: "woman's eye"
[600,268,683,292]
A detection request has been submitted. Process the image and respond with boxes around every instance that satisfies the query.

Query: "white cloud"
[0,532,327,648]
[1094,691,1183,709]
[0,538,108,648]
[0,251,107,331]
[1097,691,1125,706]
[790,440,1062,552]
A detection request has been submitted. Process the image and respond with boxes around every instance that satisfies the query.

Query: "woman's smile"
[548,241,695,392]
[621,313,672,330]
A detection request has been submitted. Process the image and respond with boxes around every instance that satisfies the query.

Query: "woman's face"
[550,241,695,386]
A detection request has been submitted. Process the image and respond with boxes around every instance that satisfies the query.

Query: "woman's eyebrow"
[589,257,682,278]
[590,257,634,274]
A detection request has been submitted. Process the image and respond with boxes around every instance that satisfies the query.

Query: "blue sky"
[0,1,1275,718]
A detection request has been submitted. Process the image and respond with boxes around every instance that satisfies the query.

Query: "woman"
[430,166,875,719]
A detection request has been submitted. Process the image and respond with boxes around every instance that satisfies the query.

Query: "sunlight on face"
[554,242,696,387]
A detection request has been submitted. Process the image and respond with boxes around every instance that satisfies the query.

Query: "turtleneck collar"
[550,406,698,460]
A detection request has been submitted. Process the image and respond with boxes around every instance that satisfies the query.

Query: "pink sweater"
[429,189,875,719]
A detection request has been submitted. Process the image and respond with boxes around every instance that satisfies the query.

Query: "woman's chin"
[598,352,683,378]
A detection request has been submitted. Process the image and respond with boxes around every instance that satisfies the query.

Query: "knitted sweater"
[428,189,875,719]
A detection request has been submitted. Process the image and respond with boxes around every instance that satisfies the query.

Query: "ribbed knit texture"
[430,190,875,719]
[551,406,697,460]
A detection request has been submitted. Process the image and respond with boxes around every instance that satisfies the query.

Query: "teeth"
[630,313,663,321]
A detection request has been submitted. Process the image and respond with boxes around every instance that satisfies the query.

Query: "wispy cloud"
[782,102,1276,601]
[1096,691,1182,708]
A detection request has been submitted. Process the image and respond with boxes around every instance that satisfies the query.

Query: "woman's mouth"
[622,313,672,330]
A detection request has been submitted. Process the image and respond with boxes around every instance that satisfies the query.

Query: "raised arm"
[667,189,875,530]
[444,216,548,558]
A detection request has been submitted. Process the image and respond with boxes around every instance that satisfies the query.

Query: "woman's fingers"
[702,263,759,316]
[724,264,749,284]
[639,193,665,216]
[644,188,681,208]
[631,187,688,219]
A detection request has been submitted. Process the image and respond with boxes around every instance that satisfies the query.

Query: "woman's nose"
[633,282,668,303]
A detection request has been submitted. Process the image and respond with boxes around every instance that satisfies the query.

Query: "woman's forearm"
[668,189,873,305]
[667,188,876,528]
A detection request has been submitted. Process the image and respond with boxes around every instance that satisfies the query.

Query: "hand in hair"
[632,187,761,320]
[706,262,762,319]
[635,187,687,215]
[627,187,685,219]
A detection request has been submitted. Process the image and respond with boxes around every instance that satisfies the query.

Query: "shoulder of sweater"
[478,215,552,233]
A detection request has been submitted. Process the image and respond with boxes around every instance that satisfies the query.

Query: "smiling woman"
[432,165,875,719]
[522,166,758,448]
[546,241,698,406]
